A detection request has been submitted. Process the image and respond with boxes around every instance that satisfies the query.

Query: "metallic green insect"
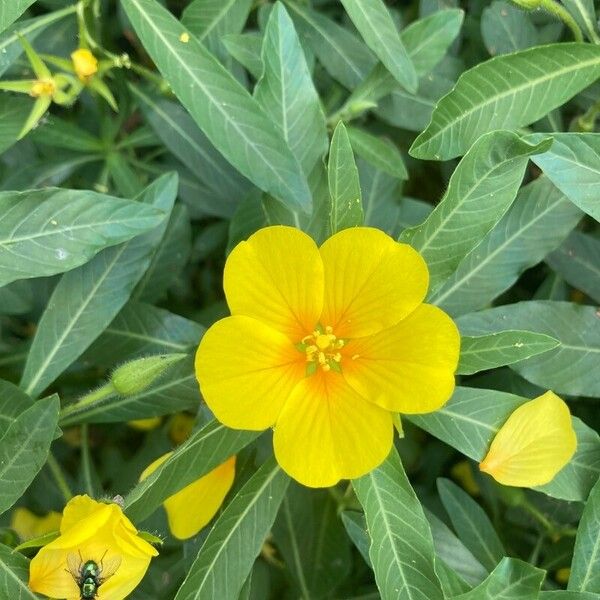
[66,551,122,599]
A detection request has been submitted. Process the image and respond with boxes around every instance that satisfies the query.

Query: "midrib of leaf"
[189,465,282,598]
[102,326,192,350]
[24,247,125,396]
[553,247,600,278]
[431,193,563,305]
[282,496,311,599]
[0,554,35,599]
[197,0,237,41]
[284,1,366,83]
[576,515,600,592]
[432,408,497,434]
[569,0,598,41]
[126,0,294,198]
[421,53,600,146]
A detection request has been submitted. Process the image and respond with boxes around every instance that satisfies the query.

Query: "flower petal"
[319,228,428,338]
[273,372,393,487]
[224,226,324,341]
[479,391,577,487]
[195,315,304,430]
[342,304,460,413]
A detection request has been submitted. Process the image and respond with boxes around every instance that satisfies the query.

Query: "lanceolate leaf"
[431,177,583,317]
[0,379,33,436]
[457,331,560,375]
[121,0,311,212]
[0,543,39,600]
[347,127,408,180]
[0,395,59,516]
[255,3,327,176]
[410,43,600,160]
[174,457,290,600]
[569,477,600,593]
[353,448,444,600]
[0,0,37,34]
[458,301,600,397]
[400,131,551,294]
[20,175,176,398]
[0,188,165,288]
[339,0,417,92]
[124,420,260,522]
[481,1,537,56]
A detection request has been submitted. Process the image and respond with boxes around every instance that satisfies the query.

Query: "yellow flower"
[195,226,460,487]
[11,508,62,540]
[29,495,158,600]
[140,454,235,540]
[480,391,577,487]
[169,413,195,445]
[29,79,56,98]
[71,48,98,81]
[128,417,162,431]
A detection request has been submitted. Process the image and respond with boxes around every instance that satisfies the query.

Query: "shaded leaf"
[347,127,407,180]
[0,543,40,599]
[481,1,537,56]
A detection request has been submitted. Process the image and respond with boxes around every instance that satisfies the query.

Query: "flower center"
[30,79,55,98]
[297,326,345,375]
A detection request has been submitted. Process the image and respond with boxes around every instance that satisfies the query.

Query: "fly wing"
[98,555,122,583]
[65,552,82,580]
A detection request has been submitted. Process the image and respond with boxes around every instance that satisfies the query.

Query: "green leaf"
[0,187,166,288]
[273,483,351,598]
[339,0,417,92]
[31,116,103,153]
[458,301,600,397]
[0,379,33,436]
[174,457,289,600]
[546,231,600,303]
[458,331,560,375]
[568,477,600,593]
[283,0,375,90]
[0,543,40,599]
[409,386,600,502]
[410,43,600,160]
[341,511,372,567]
[222,32,263,79]
[430,177,583,317]
[481,1,537,56]
[541,593,600,600]
[347,127,408,180]
[20,174,176,398]
[59,354,199,426]
[0,280,33,315]
[0,395,59,516]
[124,419,260,522]
[529,133,600,222]
[0,0,37,34]
[400,131,551,294]
[0,95,32,155]
[328,122,363,234]
[353,448,444,600]
[84,301,203,368]
[130,84,249,218]
[437,478,504,572]
[562,0,599,43]
[121,0,311,212]
[453,558,545,599]
[254,3,327,176]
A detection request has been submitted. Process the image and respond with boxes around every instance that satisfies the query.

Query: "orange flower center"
[298,326,345,376]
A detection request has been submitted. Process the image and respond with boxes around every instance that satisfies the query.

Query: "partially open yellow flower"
[29,495,158,600]
[11,508,62,541]
[140,454,235,540]
[30,79,56,98]
[71,48,98,81]
[195,226,460,487]
[480,391,577,487]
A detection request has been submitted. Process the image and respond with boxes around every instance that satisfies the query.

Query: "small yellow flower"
[480,391,577,487]
[169,413,195,445]
[11,508,62,540]
[29,79,56,98]
[195,226,460,487]
[128,417,162,431]
[71,48,98,81]
[140,454,235,540]
[29,495,158,600]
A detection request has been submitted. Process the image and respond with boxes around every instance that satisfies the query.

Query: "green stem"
[47,453,73,503]
[60,382,115,419]
[540,0,584,41]
[81,424,95,497]
[576,97,600,131]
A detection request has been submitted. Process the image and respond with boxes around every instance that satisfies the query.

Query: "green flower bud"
[510,0,542,9]
[111,354,187,396]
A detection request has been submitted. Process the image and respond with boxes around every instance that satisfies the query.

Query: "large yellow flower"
[29,495,158,600]
[195,226,460,487]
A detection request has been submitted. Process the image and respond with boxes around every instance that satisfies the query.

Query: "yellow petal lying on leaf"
[480,391,576,487]
[140,453,236,540]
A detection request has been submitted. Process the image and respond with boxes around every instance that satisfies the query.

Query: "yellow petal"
[319,227,429,338]
[479,391,577,487]
[195,315,304,430]
[60,494,109,534]
[128,417,162,431]
[11,508,62,540]
[273,371,393,487]
[71,48,98,80]
[224,226,324,341]
[342,304,459,413]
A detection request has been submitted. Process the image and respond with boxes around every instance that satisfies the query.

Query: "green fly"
[66,551,122,599]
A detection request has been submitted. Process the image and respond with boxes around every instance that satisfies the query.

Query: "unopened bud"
[71,48,98,81]
[111,354,187,396]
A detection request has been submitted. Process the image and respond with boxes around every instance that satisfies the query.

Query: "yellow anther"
[336,339,345,348]
[352,354,360,360]
[300,326,346,374]
[318,352,327,364]
[316,334,332,350]
[30,79,55,97]
[325,326,333,334]
[333,353,341,362]
[322,364,331,372]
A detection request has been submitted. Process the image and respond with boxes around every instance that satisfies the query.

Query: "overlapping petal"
[195,315,304,430]
[342,304,460,413]
[224,226,324,341]
[319,228,429,338]
[273,372,393,487]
